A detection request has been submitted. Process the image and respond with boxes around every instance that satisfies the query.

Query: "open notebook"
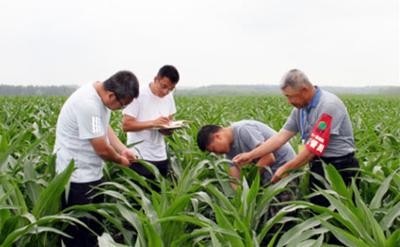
[158,120,189,130]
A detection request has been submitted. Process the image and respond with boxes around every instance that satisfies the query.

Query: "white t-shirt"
[54,83,111,183]
[123,83,176,161]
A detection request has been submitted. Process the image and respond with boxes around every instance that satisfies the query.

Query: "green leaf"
[318,190,368,240]
[276,216,326,247]
[32,161,74,218]
[98,232,128,247]
[324,164,351,201]
[318,217,370,247]
[213,205,245,247]
[352,181,386,246]
[380,201,400,230]
[370,174,393,210]
[386,229,400,247]
[143,220,164,247]
[115,204,146,246]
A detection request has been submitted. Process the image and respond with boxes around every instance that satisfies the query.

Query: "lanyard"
[300,109,307,144]
[299,87,321,143]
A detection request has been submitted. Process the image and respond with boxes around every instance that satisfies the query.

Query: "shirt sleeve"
[319,102,345,135]
[283,108,300,133]
[237,125,265,151]
[122,99,140,118]
[75,102,106,139]
[305,113,332,156]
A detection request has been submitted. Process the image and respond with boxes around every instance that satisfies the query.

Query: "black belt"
[313,152,355,164]
[70,178,104,187]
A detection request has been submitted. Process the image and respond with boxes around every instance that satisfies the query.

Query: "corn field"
[0,95,399,246]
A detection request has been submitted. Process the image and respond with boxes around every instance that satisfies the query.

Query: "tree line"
[1,84,399,96]
[0,85,77,96]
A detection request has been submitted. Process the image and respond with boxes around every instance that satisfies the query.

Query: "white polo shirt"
[123,83,176,161]
[54,83,111,183]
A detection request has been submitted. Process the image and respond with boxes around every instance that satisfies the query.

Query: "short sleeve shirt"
[54,83,111,183]
[122,83,176,161]
[283,88,356,157]
[226,120,296,171]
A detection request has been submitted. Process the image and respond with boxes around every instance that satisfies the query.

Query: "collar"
[304,86,321,112]
[228,126,237,151]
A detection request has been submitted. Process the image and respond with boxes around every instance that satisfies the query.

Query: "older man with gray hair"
[233,69,359,206]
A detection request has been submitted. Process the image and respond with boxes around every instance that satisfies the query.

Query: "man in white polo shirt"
[122,65,179,182]
[54,70,139,246]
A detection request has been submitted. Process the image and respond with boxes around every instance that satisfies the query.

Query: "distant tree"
[0,85,77,96]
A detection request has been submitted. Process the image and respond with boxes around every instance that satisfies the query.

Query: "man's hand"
[271,165,288,183]
[233,152,254,166]
[271,149,315,183]
[119,155,130,167]
[153,116,170,128]
[121,148,137,162]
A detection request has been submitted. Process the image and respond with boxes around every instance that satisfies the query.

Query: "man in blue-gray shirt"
[233,69,359,206]
[197,120,296,190]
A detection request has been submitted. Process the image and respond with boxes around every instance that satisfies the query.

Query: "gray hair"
[280,69,312,90]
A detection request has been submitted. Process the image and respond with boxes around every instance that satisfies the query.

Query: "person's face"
[282,86,309,109]
[154,76,175,97]
[206,133,230,154]
[107,92,132,110]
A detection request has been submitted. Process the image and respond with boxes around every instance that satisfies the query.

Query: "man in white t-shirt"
[54,70,139,247]
[122,65,179,180]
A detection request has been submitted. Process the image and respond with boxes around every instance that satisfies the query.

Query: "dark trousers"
[61,179,104,247]
[129,159,169,192]
[309,153,359,207]
[129,159,169,179]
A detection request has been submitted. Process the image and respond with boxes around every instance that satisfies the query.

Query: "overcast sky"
[0,0,399,87]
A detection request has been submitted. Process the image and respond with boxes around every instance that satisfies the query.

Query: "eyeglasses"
[118,99,127,109]
[115,95,128,109]
[157,80,175,92]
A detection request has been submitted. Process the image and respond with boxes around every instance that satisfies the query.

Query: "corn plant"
[1,95,399,246]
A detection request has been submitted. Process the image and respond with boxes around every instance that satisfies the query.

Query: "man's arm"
[90,136,130,167]
[122,115,170,132]
[108,126,126,153]
[229,153,275,190]
[255,153,276,169]
[107,126,137,162]
[233,129,296,165]
[228,166,241,190]
[272,109,337,183]
[271,149,315,183]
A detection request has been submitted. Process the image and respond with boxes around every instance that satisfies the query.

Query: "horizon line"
[0,83,399,88]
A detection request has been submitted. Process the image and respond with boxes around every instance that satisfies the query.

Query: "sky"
[0,0,399,87]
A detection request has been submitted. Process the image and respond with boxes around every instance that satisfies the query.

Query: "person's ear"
[104,91,115,102]
[109,92,118,100]
[214,133,222,141]
[300,85,309,94]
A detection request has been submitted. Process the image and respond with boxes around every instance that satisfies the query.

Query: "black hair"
[197,125,222,151]
[157,65,180,84]
[103,70,139,100]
